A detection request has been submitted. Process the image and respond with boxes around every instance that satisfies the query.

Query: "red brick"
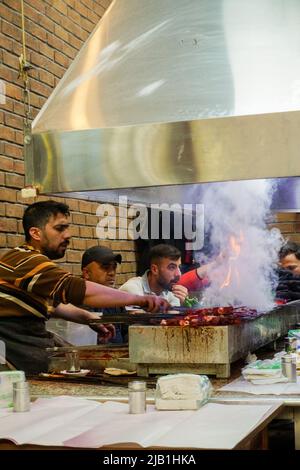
[39,42,55,60]
[68,34,82,50]
[0,66,16,83]
[6,234,25,247]
[276,213,298,222]
[81,17,94,33]
[61,42,77,60]
[39,69,55,87]
[13,101,25,118]
[27,21,47,42]
[14,130,24,146]
[13,159,24,174]
[54,51,70,68]
[94,4,106,17]
[5,144,24,162]
[0,173,4,186]
[99,0,113,9]
[5,203,25,218]
[0,156,14,172]
[120,263,134,274]
[79,200,92,213]
[5,173,24,189]
[2,21,22,41]
[46,61,65,79]
[11,41,22,57]
[23,4,41,24]
[38,15,55,34]
[66,250,82,263]
[86,214,98,225]
[67,199,79,211]
[86,238,102,249]
[79,226,94,238]
[91,201,99,212]
[23,0,46,15]
[54,24,69,43]
[30,51,51,70]
[71,238,86,250]
[86,9,100,25]
[47,33,65,52]
[72,213,86,224]
[27,67,39,83]
[2,0,19,10]
[284,233,300,243]
[30,79,52,98]
[24,34,40,54]
[2,51,19,71]
[0,218,18,232]
[17,219,24,233]
[5,84,22,101]
[70,225,80,237]
[27,92,41,108]
[0,34,14,53]
[0,126,15,143]
[1,99,13,114]
[5,113,23,130]
[81,0,94,9]
[0,4,14,23]
[67,7,81,25]
[45,5,63,25]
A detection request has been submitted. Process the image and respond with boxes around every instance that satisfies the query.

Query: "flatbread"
[104,367,136,376]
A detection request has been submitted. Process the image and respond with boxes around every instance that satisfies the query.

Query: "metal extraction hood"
[26,0,300,209]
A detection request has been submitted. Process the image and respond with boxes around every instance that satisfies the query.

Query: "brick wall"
[268,212,300,244]
[0,0,137,285]
[1,1,300,287]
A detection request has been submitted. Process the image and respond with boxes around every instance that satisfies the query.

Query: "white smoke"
[199,180,283,311]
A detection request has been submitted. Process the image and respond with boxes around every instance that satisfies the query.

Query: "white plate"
[60,369,90,377]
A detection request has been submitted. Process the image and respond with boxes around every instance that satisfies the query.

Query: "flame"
[220,232,243,289]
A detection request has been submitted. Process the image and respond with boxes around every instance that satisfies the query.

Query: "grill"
[128,301,300,378]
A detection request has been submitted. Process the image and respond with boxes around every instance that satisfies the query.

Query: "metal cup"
[13,381,30,412]
[128,381,147,414]
[65,350,80,372]
[281,354,297,382]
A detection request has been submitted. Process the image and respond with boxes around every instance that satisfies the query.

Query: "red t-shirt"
[178,269,209,291]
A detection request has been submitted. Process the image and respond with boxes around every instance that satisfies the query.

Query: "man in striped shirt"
[0,201,169,374]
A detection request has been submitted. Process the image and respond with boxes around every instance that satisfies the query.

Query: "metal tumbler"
[281,354,297,382]
[13,381,30,412]
[128,380,147,414]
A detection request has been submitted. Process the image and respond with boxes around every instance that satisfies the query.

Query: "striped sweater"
[0,245,86,319]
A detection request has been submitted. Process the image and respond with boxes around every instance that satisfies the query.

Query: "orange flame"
[220,232,243,289]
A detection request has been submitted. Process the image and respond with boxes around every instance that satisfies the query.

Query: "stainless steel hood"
[26,0,300,209]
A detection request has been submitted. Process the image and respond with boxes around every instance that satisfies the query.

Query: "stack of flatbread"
[242,359,288,385]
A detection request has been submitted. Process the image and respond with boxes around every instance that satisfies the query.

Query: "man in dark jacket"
[276,241,300,301]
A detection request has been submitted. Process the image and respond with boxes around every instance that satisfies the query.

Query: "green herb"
[183,296,199,307]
